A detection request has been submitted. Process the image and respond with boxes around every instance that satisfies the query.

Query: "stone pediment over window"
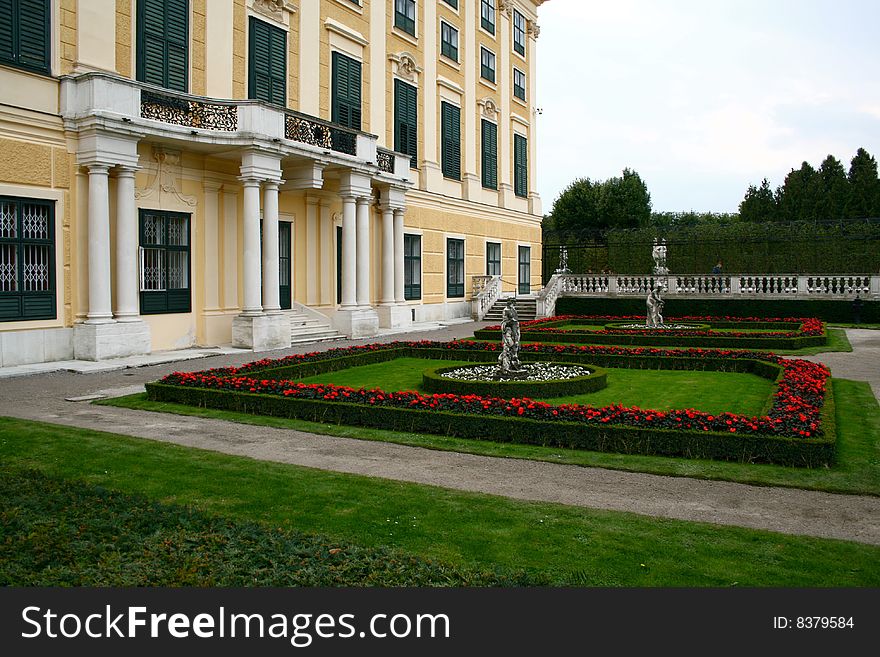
[478,97,499,119]
[388,52,422,84]
[251,0,298,22]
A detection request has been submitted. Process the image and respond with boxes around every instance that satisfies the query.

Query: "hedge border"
[421,363,608,398]
[147,344,836,467]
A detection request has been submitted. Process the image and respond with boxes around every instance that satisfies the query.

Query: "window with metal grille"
[139,209,191,314]
[395,0,416,36]
[481,119,497,189]
[394,79,418,168]
[480,0,495,34]
[480,46,495,83]
[441,101,461,180]
[486,242,501,277]
[248,17,287,106]
[404,234,421,300]
[514,133,528,197]
[440,21,458,62]
[447,238,464,298]
[513,9,526,56]
[0,0,51,75]
[513,67,526,101]
[137,0,189,92]
[332,51,362,130]
[0,196,54,322]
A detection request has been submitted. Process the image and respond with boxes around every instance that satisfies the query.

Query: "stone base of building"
[0,327,74,367]
[73,320,151,361]
[232,314,291,351]
[333,306,380,338]
[377,303,413,329]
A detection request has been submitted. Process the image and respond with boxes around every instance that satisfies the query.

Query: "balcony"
[60,72,411,177]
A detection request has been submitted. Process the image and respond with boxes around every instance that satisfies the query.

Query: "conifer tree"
[845,148,880,219]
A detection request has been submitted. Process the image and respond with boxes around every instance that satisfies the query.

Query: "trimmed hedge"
[146,343,835,467]
[421,363,608,398]
[145,381,835,467]
[556,297,879,324]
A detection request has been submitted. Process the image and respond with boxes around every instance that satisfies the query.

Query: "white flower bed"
[439,362,591,382]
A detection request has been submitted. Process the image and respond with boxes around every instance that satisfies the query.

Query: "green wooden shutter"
[441,102,461,180]
[394,79,418,168]
[249,17,286,106]
[514,134,528,197]
[0,0,50,74]
[332,51,362,130]
[138,0,188,92]
[481,120,497,189]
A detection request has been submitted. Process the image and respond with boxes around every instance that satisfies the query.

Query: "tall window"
[137,0,189,92]
[248,18,287,106]
[480,0,495,34]
[332,51,362,130]
[441,102,461,180]
[442,0,458,8]
[480,47,495,83]
[514,134,528,198]
[139,210,191,314]
[447,238,464,298]
[395,0,416,36]
[518,245,531,295]
[486,242,501,277]
[513,9,526,56]
[513,67,526,101]
[404,234,421,300]
[0,0,50,75]
[481,119,497,190]
[440,21,458,61]
[0,197,54,321]
[394,79,418,168]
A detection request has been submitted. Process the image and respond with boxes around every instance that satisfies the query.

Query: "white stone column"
[305,195,319,306]
[222,189,238,310]
[319,200,332,305]
[393,208,405,304]
[356,196,371,307]
[380,205,395,304]
[261,180,281,314]
[86,164,114,323]
[240,177,263,316]
[114,166,139,321]
[340,195,357,308]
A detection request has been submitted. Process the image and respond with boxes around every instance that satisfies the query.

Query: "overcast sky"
[535,0,880,213]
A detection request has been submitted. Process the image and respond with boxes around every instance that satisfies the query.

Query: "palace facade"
[0,0,546,364]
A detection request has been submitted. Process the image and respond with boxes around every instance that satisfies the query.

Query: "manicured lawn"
[295,357,775,415]
[100,378,880,496]
[1,419,877,586]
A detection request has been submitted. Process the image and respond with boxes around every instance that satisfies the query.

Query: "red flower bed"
[158,341,829,440]
[485,315,824,339]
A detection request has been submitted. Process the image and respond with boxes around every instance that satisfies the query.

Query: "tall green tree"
[778,162,818,222]
[845,147,880,219]
[738,178,778,222]
[814,154,849,221]
[548,169,652,237]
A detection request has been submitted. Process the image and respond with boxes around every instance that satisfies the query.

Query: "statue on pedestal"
[496,298,525,377]
[646,284,665,328]
[652,238,668,275]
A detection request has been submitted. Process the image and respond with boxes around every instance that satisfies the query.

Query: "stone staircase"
[483,296,538,322]
[284,306,344,344]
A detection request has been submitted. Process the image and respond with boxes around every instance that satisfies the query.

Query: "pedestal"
[333,307,380,339]
[232,314,291,351]
[376,304,413,329]
[73,320,151,361]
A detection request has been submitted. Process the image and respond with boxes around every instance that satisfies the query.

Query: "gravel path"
[1,324,878,546]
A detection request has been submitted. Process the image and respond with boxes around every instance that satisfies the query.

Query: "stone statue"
[646,284,664,328]
[496,298,524,377]
[555,246,570,274]
[652,238,668,275]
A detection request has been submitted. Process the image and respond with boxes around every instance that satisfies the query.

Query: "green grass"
[100,378,880,496]
[463,327,852,355]
[1,419,878,586]
[295,357,775,415]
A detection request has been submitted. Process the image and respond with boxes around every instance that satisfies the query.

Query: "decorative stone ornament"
[251,0,297,23]
[479,98,499,118]
[135,147,197,207]
[389,52,422,83]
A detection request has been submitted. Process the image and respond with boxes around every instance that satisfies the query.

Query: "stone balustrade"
[471,275,503,320]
